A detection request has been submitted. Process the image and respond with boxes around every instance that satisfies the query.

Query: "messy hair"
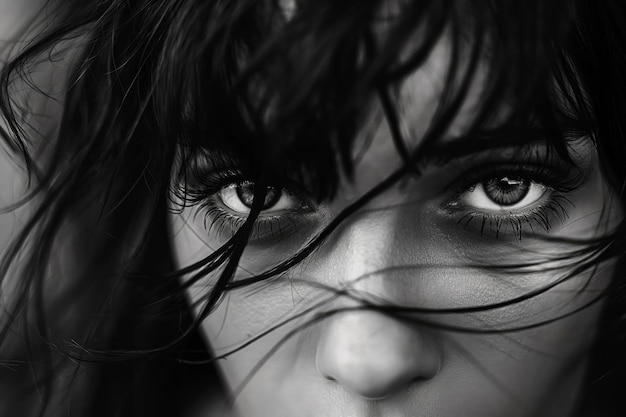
[1,1,625,416]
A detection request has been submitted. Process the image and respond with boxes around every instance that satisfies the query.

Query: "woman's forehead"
[368,33,490,154]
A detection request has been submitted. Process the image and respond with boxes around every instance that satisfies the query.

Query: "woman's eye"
[443,166,575,241]
[461,176,549,212]
[218,181,309,216]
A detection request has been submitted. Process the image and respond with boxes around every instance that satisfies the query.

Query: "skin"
[0,2,620,416]
[169,37,622,417]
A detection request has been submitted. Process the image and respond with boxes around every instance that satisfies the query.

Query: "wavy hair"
[1,1,626,416]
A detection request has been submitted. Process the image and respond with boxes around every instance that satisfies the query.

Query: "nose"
[316,309,440,399]
[312,205,441,399]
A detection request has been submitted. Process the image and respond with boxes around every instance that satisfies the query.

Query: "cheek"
[166,168,619,417]
[435,270,607,416]
[195,266,608,417]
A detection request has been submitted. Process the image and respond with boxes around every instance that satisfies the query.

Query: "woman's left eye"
[218,181,310,216]
[443,163,580,240]
[459,176,549,212]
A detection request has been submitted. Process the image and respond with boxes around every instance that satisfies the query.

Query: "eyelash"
[443,163,583,240]
[181,161,583,243]
[200,203,299,241]
[181,171,310,242]
[451,195,573,240]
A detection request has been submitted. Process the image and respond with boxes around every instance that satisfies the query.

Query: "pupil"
[236,183,281,209]
[483,177,530,206]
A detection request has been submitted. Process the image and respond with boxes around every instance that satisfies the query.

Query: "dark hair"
[1,1,625,416]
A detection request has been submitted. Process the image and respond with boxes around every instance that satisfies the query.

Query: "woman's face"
[169,38,622,417]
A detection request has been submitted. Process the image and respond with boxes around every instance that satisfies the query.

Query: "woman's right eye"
[196,178,315,243]
[218,181,311,216]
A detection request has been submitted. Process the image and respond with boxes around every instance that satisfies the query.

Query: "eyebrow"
[415,122,589,168]
[183,112,589,192]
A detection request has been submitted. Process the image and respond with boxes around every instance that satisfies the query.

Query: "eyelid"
[217,183,313,216]
[439,158,583,240]
[195,177,318,242]
[445,161,584,198]
[193,167,316,214]
[455,181,550,213]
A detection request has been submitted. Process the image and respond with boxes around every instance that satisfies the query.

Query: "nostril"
[320,367,390,400]
[315,310,441,400]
